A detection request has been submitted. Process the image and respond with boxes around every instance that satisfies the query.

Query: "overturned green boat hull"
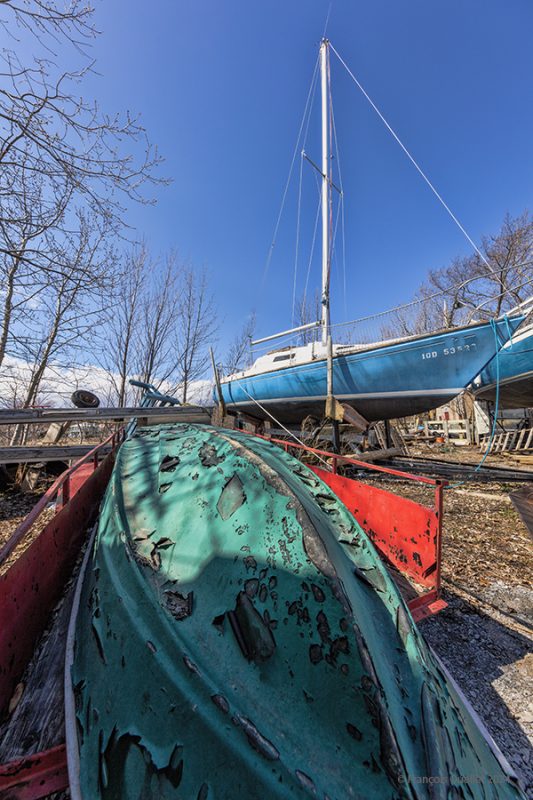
[68,424,525,799]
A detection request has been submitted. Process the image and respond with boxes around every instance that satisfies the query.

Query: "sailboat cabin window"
[273,353,295,362]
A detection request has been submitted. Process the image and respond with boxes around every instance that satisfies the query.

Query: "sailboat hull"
[220,318,523,424]
[472,323,533,408]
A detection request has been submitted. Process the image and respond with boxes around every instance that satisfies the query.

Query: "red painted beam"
[249,433,448,620]
[0,745,68,799]
[254,432,448,486]
[0,450,116,719]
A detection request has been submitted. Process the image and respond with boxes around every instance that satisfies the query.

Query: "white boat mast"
[251,39,333,354]
[320,38,331,346]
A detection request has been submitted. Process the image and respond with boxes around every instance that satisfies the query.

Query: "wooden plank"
[0,444,112,465]
[339,403,368,432]
[0,406,212,426]
[515,429,527,450]
[0,557,80,760]
[348,447,402,462]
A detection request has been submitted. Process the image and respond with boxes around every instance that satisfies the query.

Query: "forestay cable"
[262,54,320,286]
[329,43,493,271]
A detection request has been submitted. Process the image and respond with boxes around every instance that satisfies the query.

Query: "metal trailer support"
[0,434,124,800]
[0,745,67,800]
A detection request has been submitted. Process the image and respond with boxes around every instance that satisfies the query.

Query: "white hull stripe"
[227,388,461,406]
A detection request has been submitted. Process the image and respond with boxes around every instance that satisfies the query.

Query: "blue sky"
[83,0,532,351]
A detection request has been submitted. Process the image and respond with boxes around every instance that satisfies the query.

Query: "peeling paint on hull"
[68,424,526,799]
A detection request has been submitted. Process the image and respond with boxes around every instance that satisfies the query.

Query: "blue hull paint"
[474,325,533,408]
[221,318,523,423]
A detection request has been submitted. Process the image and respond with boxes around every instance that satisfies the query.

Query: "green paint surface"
[72,424,525,799]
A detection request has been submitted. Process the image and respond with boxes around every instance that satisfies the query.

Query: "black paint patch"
[217,474,246,520]
[244,578,259,598]
[346,723,363,741]
[234,715,280,761]
[311,583,325,602]
[211,694,229,714]
[212,613,225,631]
[199,443,225,467]
[160,455,181,472]
[227,592,276,662]
[243,556,257,572]
[309,644,323,664]
[164,590,193,621]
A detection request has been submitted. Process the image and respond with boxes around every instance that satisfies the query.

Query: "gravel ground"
[420,590,533,794]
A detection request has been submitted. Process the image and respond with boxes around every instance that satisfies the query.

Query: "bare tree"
[101,251,218,406]
[8,210,115,441]
[101,245,147,407]
[381,211,533,338]
[172,267,218,403]
[0,1,166,372]
[136,253,181,388]
[223,313,255,375]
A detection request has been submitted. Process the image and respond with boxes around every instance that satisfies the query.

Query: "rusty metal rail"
[0,405,211,426]
[0,443,113,465]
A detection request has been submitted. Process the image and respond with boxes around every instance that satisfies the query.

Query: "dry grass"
[0,483,56,574]
[361,477,532,590]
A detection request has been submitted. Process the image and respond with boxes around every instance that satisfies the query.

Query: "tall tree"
[223,314,256,375]
[381,211,533,338]
[136,253,181,388]
[102,246,147,407]
[0,0,166,371]
[173,266,218,403]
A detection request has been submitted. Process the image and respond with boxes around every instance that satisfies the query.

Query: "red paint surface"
[0,453,115,719]
[0,745,67,799]
[312,467,439,589]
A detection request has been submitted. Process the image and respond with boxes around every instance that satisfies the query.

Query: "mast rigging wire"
[291,151,304,326]
[329,42,493,272]
[237,384,332,469]
[261,54,319,287]
[329,267,533,332]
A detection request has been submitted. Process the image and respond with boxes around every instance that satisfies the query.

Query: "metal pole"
[210,347,226,417]
[320,38,330,346]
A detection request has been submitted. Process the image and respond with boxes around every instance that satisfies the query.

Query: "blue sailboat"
[219,318,523,424]
[472,320,533,408]
[218,40,522,425]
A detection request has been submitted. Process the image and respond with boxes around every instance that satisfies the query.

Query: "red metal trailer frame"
[0,429,447,799]
[0,433,123,800]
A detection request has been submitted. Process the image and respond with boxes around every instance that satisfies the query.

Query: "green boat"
[66,423,525,799]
